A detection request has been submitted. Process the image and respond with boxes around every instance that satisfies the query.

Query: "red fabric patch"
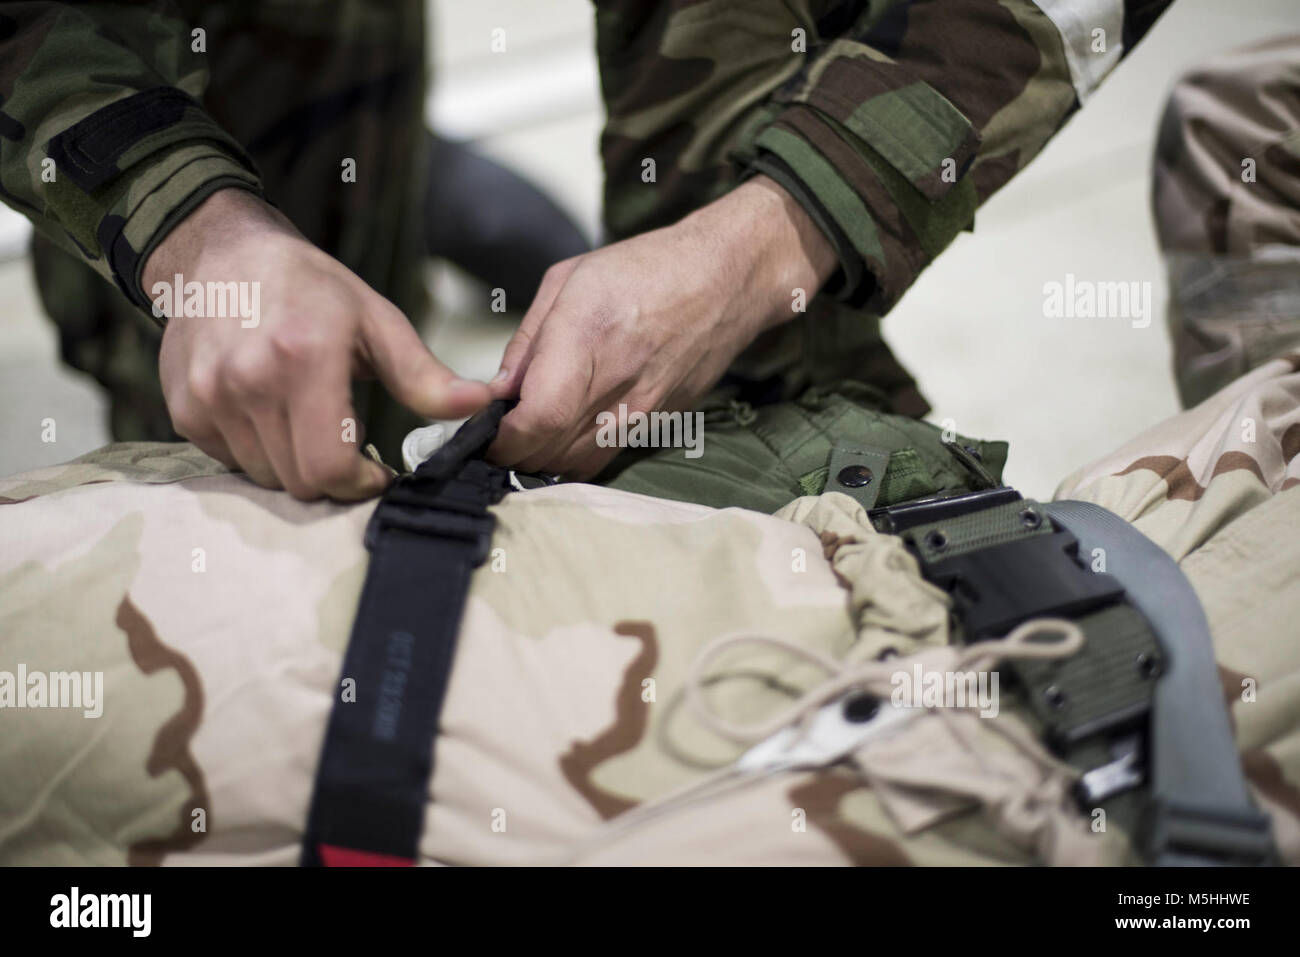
[318,844,414,867]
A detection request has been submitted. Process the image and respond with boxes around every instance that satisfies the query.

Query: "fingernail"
[493,367,509,383]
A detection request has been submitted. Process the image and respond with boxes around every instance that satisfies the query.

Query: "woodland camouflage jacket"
[0,0,1171,319]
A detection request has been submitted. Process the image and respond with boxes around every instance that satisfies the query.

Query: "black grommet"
[1137,651,1162,679]
[837,464,874,488]
[925,529,948,550]
[963,445,983,462]
[843,694,879,723]
[1044,685,1067,710]
[1020,508,1041,529]
[875,647,899,661]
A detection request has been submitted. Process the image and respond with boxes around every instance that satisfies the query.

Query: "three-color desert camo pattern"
[1,349,1297,866]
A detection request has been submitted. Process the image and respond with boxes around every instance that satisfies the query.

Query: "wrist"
[692,174,837,332]
[142,187,293,292]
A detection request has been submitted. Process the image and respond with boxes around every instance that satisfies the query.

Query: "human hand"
[150,188,491,500]
[487,174,836,477]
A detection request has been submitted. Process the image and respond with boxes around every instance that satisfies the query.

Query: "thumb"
[492,257,579,398]
[362,305,492,420]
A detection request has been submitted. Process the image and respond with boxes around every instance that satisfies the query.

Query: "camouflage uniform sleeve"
[0,2,263,310]
[747,0,1174,311]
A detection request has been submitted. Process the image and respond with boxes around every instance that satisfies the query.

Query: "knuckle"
[166,393,210,441]
[184,366,221,408]
[267,324,327,366]
[575,302,628,350]
[169,407,204,442]
[223,351,277,399]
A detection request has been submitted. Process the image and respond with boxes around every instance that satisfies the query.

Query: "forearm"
[0,2,262,309]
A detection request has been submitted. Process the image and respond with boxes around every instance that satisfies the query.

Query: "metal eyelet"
[1044,685,1068,710]
[1137,651,1163,679]
[925,530,948,551]
[843,694,880,723]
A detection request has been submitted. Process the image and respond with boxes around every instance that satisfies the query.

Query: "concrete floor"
[1,0,1296,497]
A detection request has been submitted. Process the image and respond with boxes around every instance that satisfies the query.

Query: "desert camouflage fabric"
[2,352,1297,866]
[1154,34,1300,407]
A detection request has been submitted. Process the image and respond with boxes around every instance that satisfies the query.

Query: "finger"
[168,402,239,470]
[247,404,313,500]
[544,427,619,481]
[361,304,492,420]
[492,257,579,398]
[515,415,595,475]
[182,428,239,473]
[213,410,281,489]
[489,328,595,466]
[287,364,391,501]
[164,370,241,472]
[514,370,639,473]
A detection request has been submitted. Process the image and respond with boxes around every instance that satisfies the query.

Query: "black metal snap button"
[837,464,874,488]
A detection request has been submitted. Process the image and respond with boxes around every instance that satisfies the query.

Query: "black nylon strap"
[301,403,514,866]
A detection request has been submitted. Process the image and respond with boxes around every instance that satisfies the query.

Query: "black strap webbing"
[301,402,514,867]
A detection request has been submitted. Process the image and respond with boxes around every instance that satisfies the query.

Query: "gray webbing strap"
[1045,500,1277,866]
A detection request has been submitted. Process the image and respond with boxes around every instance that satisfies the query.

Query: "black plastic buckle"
[923,527,1126,643]
[364,470,500,566]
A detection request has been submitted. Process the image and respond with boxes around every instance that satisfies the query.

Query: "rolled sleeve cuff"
[107,146,262,314]
[747,69,982,312]
[46,87,263,312]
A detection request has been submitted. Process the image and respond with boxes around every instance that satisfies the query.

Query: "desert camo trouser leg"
[1154,34,1300,408]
